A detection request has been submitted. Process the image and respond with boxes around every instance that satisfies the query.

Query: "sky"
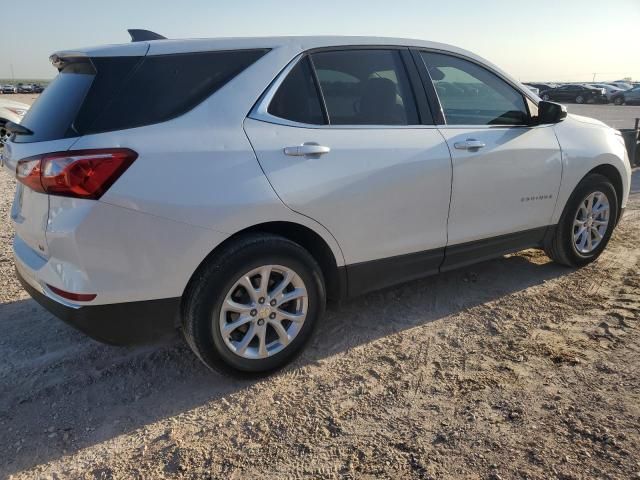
[1,0,639,82]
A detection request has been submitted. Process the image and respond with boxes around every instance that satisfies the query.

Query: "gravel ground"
[0,97,639,479]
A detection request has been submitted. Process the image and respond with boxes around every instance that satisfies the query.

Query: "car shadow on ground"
[0,250,571,476]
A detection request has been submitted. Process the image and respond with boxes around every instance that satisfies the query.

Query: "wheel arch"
[183,221,347,305]
[585,164,624,219]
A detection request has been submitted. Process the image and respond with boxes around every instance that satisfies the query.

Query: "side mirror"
[537,100,567,124]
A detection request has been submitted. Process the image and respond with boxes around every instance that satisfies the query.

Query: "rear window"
[16,61,96,143]
[16,49,269,143]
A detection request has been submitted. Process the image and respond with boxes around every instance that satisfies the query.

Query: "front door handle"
[453,139,486,150]
[284,143,331,157]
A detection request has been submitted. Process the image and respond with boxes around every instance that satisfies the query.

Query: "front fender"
[551,115,631,224]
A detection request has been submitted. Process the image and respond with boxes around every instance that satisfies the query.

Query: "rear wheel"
[182,234,325,374]
[542,94,551,101]
[613,96,624,105]
[575,95,585,104]
[544,174,618,267]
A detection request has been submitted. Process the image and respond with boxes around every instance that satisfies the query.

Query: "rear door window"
[311,49,419,125]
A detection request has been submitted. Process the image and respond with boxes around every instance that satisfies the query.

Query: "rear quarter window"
[15,48,269,143]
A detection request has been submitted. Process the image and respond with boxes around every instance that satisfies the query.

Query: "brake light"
[16,148,138,199]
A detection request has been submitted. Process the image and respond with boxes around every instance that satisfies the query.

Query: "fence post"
[634,118,639,167]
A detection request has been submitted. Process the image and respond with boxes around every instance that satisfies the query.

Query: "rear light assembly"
[16,148,138,199]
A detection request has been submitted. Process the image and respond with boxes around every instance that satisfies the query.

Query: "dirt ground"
[0,110,639,479]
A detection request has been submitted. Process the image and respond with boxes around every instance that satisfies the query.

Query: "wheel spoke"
[239,275,259,303]
[591,227,603,242]
[276,287,307,307]
[222,314,253,335]
[257,266,272,297]
[578,231,588,250]
[269,270,293,299]
[592,219,608,226]
[586,231,593,251]
[269,319,290,346]
[235,323,256,355]
[256,326,268,358]
[277,309,306,323]
[223,298,253,314]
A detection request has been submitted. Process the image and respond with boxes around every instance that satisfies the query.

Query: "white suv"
[2,34,631,373]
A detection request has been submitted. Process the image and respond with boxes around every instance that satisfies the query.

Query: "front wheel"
[182,234,326,374]
[544,174,619,267]
[613,97,624,105]
[542,94,551,101]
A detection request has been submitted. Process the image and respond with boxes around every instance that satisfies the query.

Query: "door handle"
[283,143,331,157]
[453,139,486,150]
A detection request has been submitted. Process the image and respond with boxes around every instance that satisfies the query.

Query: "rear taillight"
[16,148,138,199]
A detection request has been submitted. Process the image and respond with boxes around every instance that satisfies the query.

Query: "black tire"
[182,233,326,375]
[613,96,624,105]
[542,94,550,101]
[544,174,619,267]
[575,95,585,104]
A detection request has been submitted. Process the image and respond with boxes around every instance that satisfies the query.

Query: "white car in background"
[588,83,625,101]
[0,98,29,147]
[2,33,632,374]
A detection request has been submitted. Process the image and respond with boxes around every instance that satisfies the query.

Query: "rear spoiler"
[128,29,166,42]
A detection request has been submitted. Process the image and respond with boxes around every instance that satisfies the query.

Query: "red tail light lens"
[16,148,138,199]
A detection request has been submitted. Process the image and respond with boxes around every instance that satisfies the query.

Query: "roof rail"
[128,29,167,42]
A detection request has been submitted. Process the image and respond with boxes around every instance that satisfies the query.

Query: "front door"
[417,51,562,266]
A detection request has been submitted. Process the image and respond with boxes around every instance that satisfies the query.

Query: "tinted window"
[16,61,95,143]
[16,49,268,143]
[311,50,419,125]
[421,52,529,126]
[88,49,268,134]
[267,57,325,125]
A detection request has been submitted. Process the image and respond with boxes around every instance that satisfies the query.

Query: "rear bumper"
[16,266,180,345]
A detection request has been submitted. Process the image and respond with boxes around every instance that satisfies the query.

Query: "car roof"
[53,35,475,60]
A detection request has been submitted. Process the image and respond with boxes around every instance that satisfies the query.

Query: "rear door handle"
[453,139,486,150]
[283,143,331,157]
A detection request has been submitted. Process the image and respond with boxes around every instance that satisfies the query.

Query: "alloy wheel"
[575,95,584,104]
[573,191,610,254]
[218,265,308,360]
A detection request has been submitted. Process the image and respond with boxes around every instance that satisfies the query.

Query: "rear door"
[245,48,452,293]
[416,50,562,266]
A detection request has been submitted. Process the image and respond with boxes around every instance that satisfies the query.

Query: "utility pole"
[592,72,597,82]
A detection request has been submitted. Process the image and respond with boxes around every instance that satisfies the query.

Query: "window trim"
[412,48,540,129]
[249,46,434,129]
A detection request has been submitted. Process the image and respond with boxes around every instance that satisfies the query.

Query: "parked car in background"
[0,98,29,147]
[540,84,607,104]
[31,84,45,93]
[1,84,18,94]
[525,83,558,93]
[611,86,640,105]
[606,81,633,91]
[16,84,34,93]
[523,83,540,95]
[3,34,631,374]
[587,83,624,101]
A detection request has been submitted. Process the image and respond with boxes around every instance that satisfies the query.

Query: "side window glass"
[268,57,326,125]
[310,49,419,125]
[421,52,529,126]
